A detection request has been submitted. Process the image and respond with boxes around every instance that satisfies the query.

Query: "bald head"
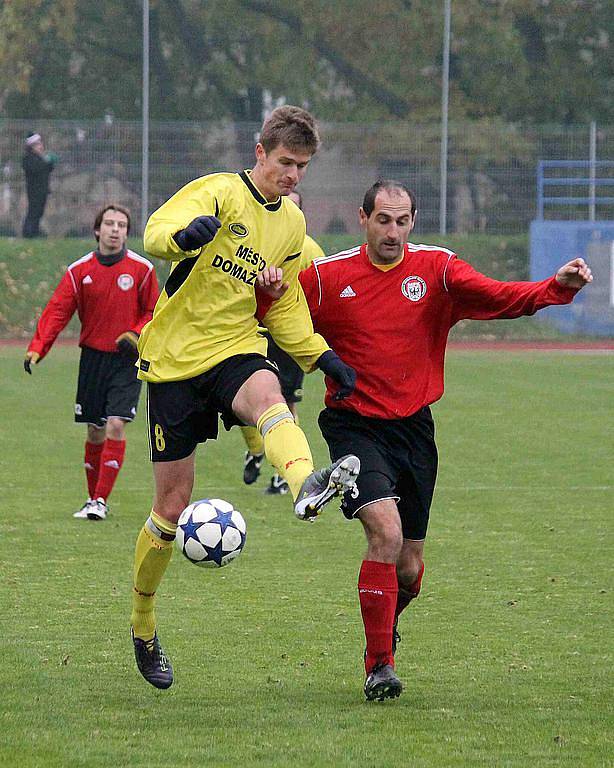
[359,184,417,265]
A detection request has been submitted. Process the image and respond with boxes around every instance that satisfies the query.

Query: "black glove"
[316,350,356,401]
[116,331,140,360]
[173,216,221,251]
[24,351,40,374]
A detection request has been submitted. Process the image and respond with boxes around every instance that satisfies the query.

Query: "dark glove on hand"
[24,351,40,375]
[316,350,356,401]
[116,331,140,360]
[173,216,221,251]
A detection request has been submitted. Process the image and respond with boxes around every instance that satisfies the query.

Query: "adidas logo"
[339,285,356,298]
[104,460,120,469]
[83,275,93,284]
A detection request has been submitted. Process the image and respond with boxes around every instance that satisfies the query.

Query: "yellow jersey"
[138,171,329,382]
[300,235,325,270]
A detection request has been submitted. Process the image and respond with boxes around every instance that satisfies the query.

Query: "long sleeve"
[144,177,220,261]
[27,272,77,360]
[261,253,329,372]
[447,257,578,324]
[132,267,160,334]
[298,262,321,319]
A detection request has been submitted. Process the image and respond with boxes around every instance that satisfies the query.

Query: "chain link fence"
[1,118,612,238]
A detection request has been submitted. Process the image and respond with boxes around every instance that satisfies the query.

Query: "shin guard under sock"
[131,511,176,642]
[358,559,399,674]
[257,403,313,499]
[94,438,126,501]
[84,441,104,499]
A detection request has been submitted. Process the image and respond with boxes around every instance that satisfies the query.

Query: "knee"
[87,424,105,444]
[153,475,193,523]
[105,418,126,441]
[397,559,424,595]
[153,491,190,524]
[258,390,287,415]
[365,521,403,562]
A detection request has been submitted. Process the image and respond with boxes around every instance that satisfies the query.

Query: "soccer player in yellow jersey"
[130,106,360,689]
[241,190,325,494]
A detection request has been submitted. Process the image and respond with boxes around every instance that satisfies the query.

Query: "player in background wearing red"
[258,179,592,701]
[24,205,159,520]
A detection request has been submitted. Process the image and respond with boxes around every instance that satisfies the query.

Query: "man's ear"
[255,142,266,163]
[358,207,368,227]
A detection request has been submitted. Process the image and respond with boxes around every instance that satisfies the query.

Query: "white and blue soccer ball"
[176,498,246,568]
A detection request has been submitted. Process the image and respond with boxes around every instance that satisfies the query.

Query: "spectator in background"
[241,189,325,494]
[22,132,56,238]
[24,204,159,520]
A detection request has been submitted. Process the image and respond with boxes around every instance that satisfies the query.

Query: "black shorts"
[318,406,438,540]
[266,336,304,403]
[147,353,280,462]
[75,346,142,427]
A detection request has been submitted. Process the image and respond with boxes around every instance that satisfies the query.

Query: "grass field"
[1,234,533,341]
[1,346,612,767]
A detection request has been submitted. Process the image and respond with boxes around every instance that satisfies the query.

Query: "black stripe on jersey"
[284,252,301,262]
[164,256,199,298]
[239,171,282,212]
[214,198,219,217]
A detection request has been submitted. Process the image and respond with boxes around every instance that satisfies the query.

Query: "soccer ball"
[176,498,247,568]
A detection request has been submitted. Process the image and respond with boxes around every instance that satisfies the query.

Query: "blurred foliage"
[0,233,559,342]
[0,0,611,124]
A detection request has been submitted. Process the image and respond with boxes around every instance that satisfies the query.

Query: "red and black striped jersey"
[28,249,159,360]
[299,242,578,419]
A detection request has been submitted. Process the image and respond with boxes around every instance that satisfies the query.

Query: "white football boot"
[294,455,360,520]
[87,497,108,521]
[73,498,94,519]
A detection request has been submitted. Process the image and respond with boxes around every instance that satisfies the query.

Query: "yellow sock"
[257,403,313,499]
[130,510,177,642]
[241,425,264,455]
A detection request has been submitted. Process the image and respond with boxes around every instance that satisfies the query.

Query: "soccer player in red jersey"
[24,205,160,520]
[258,179,593,701]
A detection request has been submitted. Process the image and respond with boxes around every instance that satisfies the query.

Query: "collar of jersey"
[361,242,408,271]
[95,248,125,267]
[239,171,282,212]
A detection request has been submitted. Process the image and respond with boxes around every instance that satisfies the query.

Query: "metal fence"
[1,119,613,237]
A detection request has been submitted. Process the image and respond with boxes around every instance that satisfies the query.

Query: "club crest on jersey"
[229,222,249,238]
[117,273,134,291]
[401,275,427,302]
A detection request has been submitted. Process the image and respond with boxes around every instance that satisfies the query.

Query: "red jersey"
[299,243,578,419]
[28,249,159,360]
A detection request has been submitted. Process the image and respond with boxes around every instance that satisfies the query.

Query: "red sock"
[358,560,398,674]
[84,441,104,498]
[395,562,425,619]
[94,438,126,501]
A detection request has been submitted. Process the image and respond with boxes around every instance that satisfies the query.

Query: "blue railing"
[537,160,614,219]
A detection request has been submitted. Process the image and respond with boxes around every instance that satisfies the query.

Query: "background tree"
[0,0,611,123]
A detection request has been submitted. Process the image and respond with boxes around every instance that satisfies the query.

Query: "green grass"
[0,234,543,342]
[0,346,612,767]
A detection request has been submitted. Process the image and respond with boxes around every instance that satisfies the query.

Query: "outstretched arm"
[24,271,78,372]
[447,256,590,323]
